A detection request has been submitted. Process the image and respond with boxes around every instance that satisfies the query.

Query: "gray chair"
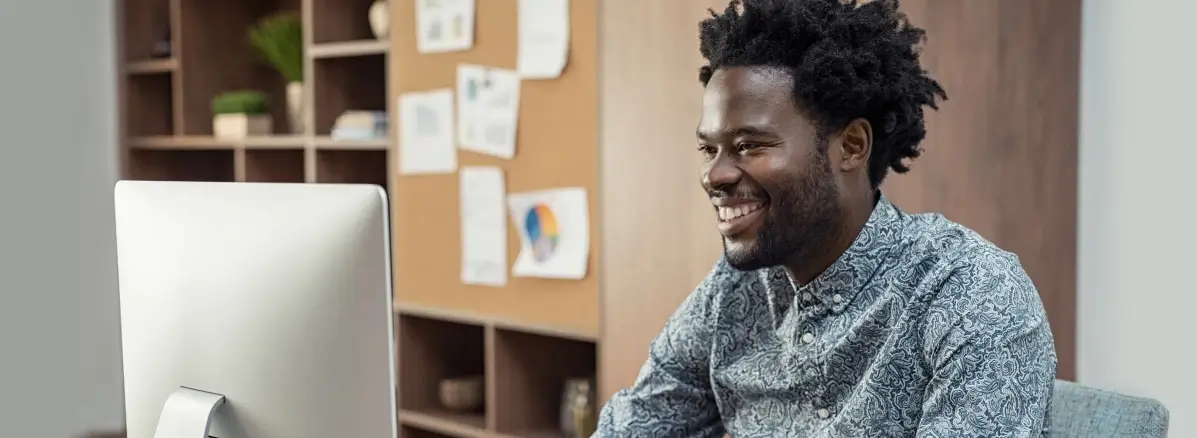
[1049,379,1169,437]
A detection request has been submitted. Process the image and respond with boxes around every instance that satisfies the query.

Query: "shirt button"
[832,294,843,304]
[817,408,831,419]
[802,332,815,344]
[801,292,813,301]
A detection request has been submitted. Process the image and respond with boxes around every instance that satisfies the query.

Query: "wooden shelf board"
[128,136,229,150]
[240,135,306,149]
[398,409,488,438]
[313,136,389,150]
[309,40,389,59]
[126,58,177,75]
[129,135,305,150]
[493,430,566,438]
[395,302,599,343]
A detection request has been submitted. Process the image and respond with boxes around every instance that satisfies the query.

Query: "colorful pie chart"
[524,204,559,262]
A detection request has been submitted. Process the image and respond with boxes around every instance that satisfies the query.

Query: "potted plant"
[249,12,303,134]
[212,90,272,140]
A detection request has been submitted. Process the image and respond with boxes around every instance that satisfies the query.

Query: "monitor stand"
[152,386,226,438]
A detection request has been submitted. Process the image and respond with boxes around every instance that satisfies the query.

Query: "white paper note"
[507,187,589,280]
[416,0,476,53]
[460,167,508,286]
[456,64,521,159]
[398,88,457,175]
[517,0,570,79]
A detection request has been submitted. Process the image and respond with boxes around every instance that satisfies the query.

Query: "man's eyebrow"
[696,126,776,141]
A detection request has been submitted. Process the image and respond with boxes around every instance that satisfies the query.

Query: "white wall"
[0,0,124,436]
[1078,1,1197,436]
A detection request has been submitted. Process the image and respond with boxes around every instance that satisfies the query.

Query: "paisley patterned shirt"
[595,195,1057,437]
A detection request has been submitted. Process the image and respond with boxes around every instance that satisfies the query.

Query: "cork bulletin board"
[389,0,600,335]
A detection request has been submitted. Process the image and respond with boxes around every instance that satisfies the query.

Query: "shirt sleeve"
[592,260,728,438]
[916,252,1058,438]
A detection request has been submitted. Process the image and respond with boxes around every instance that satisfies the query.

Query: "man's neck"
[782,193,877,286]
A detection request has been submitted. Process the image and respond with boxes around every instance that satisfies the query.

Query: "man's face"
[697,67,841,271]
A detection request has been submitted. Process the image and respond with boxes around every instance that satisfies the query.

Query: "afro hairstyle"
[698,0,947,188]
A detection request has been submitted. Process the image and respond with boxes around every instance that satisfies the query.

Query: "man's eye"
[698,145,717,157]
[737,143,762,153]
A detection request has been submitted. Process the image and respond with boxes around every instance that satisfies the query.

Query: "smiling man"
[593,0,1057,437]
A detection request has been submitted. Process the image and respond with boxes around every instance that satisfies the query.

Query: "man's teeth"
[718,203,763,221]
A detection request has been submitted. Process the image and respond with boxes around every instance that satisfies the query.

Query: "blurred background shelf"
[125,149,235,182]
[120,0,391,191]
[312,54,387,136]
[310,39,389,58]
[313,136,389,150]
[125,58,178,75]
[128,135,305,150]
[244,149,305,182]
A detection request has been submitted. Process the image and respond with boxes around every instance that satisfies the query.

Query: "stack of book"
[330,110,388,140]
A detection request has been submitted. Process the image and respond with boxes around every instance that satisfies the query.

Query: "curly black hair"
[698,0,947,188]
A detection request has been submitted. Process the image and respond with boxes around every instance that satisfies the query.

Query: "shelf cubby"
[397,315,488,431]
[493,329,598,437]
[125,74,175,137]
[312,54,387,136]
[401,425,461,438]
[245,149,306,183]
[127,149,234,182]
[176,0,301,135]
[121,0,173,63]
[314,149,387,187]
[311,0,380,44]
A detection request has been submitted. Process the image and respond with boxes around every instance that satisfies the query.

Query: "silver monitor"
[114,181,397,438]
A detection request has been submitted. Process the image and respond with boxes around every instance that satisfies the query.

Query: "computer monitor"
[114,181,397,438]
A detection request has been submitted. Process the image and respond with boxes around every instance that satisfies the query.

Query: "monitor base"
[153,386,225,438]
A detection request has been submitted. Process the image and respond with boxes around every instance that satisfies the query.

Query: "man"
[594,0,1057,437]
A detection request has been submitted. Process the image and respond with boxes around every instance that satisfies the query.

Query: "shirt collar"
[783,193,905,313]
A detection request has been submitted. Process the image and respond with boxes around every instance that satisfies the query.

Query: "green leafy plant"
[212,90,270,115]
[249,12,303,83]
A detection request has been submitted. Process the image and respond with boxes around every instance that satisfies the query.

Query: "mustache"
[707,188,767,201]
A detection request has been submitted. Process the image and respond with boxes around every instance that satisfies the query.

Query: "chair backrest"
[1050,379,1169,438]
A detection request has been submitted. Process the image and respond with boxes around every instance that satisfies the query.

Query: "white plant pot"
[285,81,304,134]
[213,114,272,140]
[369,1,389,40]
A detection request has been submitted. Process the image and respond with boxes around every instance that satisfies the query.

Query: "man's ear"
[837,118,872,172]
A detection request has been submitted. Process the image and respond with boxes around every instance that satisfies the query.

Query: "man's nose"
[703,153,743,191]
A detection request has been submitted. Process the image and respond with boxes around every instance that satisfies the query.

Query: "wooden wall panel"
[598,0,727,402]
[598,0,1081,402]
[888,0,1081,380]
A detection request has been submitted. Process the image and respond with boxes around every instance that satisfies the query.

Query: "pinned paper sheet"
[517,0,570,79]
[456,64,521,159]
[416,0,476,53]
[398,88,456,175]
[507,188,589,280]
[460,167,508,286]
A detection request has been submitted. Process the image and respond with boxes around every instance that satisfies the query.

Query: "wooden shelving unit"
[119,0,391,188]
[392,304,596,438]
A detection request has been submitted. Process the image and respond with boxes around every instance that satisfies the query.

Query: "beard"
[723,148,841,271]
